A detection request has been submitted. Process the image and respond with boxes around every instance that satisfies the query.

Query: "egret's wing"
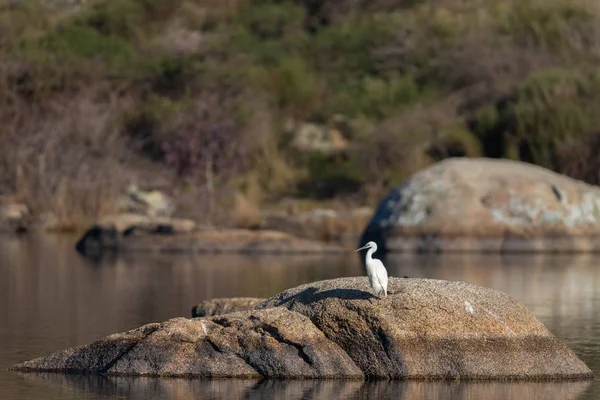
[374,259,388,291]
[366,264,378,289]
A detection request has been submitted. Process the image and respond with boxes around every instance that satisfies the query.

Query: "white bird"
[355,241,389,297]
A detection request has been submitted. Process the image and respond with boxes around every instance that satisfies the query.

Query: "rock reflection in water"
[18,373,592,400]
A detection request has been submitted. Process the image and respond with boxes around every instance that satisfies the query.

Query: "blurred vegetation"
[2,0,600,226]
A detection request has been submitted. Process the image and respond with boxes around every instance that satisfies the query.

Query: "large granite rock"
[257,277,593,380]
[191,297,265,318]
[75,214,344,257]
[12,277,593,380]
[12,307,362,379]
[361,157,600,253]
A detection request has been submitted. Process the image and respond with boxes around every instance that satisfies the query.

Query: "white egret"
[355,241,388,297]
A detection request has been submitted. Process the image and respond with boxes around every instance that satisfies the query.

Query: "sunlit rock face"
[12,307,363,379]
[361,157,600,253]
[12,278,594,380]
[257,277,594,380]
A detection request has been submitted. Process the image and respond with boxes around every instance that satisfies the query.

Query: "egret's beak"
[355,245,369,252]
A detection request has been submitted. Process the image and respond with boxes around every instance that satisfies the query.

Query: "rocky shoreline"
[74,214,346,257]
[7,157,600,255]
[11,277,594,381]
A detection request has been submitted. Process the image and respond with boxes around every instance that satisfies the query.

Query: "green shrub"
[35,25,132,66]
[0,0,49,45]
[295,152,363,199]
[427,126,483,160]
[310,14,396,76]
[235,1,305,39]
[472,67,600,168]
[223,1,306,65]
[326,74,420,118]
[511,68,597,166]
[81,0,183,40]
[254,56,320,117]
[472,105,515,159]
[497,0,598,51]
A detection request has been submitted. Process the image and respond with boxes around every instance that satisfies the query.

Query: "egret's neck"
[366,247,376,261]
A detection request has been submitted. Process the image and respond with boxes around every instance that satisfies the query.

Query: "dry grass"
[231,192,261,229]
[0,90,134,230]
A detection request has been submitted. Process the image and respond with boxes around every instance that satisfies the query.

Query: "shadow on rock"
[278,287,378,305]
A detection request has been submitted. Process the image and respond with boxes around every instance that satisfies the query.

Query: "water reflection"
[0,235,360,342]
[1,236,600,400]
[17,373,593,400]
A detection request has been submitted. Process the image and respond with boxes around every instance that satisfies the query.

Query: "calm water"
[1,235,599,400]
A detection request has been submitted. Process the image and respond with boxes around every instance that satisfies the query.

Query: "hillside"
[1,0,599,228]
